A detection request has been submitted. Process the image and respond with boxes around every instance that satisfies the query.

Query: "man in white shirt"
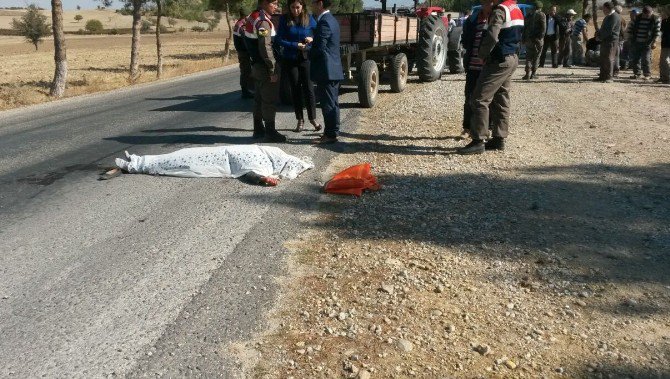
[540,5,560,67]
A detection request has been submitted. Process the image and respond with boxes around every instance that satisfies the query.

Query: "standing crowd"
[458,0,669,155]
[232,0,343,144]
[231,0,669,154]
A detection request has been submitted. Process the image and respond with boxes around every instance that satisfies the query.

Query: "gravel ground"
[244,64,670,378]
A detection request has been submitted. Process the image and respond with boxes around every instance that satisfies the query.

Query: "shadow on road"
[104,133,256,146]
[146,93,251,112]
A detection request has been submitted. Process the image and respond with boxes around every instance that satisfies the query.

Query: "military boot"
[264,122,287,143]
[522,72,530,80]
[252,118,265,139]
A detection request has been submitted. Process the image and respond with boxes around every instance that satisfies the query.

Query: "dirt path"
[246,66,670,378]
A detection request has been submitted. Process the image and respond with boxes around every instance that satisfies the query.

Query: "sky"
[0,0,417,10]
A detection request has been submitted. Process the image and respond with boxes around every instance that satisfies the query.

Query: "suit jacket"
[599,11,621,43]
[309,11,344,83]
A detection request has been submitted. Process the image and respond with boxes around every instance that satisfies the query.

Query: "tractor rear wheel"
[447,26,464,74]
[390,53,408,93]
[417,15,447,82]
[358,59,379,108]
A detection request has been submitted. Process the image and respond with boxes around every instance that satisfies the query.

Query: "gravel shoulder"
[243,66,670,378]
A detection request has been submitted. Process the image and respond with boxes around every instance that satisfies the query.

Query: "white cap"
[567,9,577,15]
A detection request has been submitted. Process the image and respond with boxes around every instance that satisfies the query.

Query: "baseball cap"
[567,9,577,15]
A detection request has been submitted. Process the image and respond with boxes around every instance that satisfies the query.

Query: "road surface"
[0,66,361,377]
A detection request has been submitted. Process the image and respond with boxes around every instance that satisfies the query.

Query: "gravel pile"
[247,66,670,378]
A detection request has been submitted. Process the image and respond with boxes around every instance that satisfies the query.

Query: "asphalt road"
[0,66,361,377]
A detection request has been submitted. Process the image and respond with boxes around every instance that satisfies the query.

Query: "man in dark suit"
[309,0,344,144]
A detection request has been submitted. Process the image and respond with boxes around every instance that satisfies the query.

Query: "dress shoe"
[312,135,338,144]
[485,137,505,151]
[458,139,485,155]
[265,130,287,143]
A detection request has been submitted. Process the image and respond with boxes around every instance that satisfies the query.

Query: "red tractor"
[414,6,461,81]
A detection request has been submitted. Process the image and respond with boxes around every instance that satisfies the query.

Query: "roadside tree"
[75,14,83,22]
[85,19,104,32]
[155,0,164,78]
[100,0,147,82]
[11,4,52,51]
[50,0,68,98]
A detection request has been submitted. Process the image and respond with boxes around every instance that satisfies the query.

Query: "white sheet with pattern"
[115,145,314,179]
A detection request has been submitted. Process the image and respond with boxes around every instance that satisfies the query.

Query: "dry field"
[0,9,212,32]
[0,31,235,111]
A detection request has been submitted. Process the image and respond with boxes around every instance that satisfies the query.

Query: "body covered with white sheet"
[115,145,313,179]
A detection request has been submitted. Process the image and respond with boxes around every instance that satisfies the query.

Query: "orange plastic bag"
[324,163,381,196]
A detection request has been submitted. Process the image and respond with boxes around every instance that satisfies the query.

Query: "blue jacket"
[276,15,317,61]
[309,11,344,83]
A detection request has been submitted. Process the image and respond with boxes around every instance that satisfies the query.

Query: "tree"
[75,14,83,22]
[50,0,68,98]
[168,17,177,27]
[85,19,104,32]
[330,0,363,12]
[141,19,152,31]
[11,4,52,51]
[223,4,231,62]
[205,11,221,31]
[155,0,164,78]
[101,0,147,82]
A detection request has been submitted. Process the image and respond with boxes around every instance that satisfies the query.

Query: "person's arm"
[314,19,331,61]
[478,7,504,61]
[650,16,661,47]
[276,17,299,49]
[256,20,277,77]
[537,13,547,39]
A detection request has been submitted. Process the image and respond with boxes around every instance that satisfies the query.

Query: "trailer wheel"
[417,15,447,82]
[390,53,408,93]
[358,60,379,108]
